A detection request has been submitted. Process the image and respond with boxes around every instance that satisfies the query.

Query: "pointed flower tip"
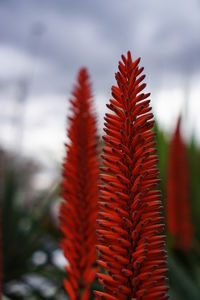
[177,114,182,128]
[78,67,89,82]
[79,66,88,74]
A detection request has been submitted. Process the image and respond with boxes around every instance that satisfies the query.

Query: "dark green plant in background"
[1,150,65,299]
[188,138,200,242]
[154,121,169,198]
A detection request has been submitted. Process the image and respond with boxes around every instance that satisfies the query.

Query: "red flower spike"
[166,117,194,251]
[60,68,99,299]
[95,51,168,300]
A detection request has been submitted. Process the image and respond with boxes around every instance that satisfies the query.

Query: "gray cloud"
[1,0,200,158]
[1,0,200,93]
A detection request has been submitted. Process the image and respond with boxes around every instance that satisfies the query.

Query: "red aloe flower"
[95,51,168,300]
[60,68,99,300]
[166,116,193,251]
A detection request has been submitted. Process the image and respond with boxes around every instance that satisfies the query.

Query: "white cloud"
[1,0,200,163]
[0,45,48,81]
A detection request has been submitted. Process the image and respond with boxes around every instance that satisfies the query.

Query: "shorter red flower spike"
[95,51,168,300]
[60,68,99,299]
[166,117,194,251]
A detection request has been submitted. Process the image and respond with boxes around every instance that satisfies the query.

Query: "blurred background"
[0,0,200,299]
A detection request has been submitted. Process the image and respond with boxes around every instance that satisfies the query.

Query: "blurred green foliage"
[188,138,200,241]
[1,152,65,299]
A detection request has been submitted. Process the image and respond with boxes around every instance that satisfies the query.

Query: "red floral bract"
[60,68,99,300]
[166,117,193,251]
[95,52,168,300]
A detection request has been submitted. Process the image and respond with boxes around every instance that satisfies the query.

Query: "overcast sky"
[0,0,200,166]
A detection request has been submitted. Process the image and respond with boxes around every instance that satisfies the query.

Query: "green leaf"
[169,253,200,300]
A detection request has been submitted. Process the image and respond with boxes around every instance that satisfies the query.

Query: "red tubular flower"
[60,68,99,300]
[166,117,193,251]
[95,51,168,300]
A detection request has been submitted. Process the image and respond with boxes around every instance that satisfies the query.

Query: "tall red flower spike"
[95,51,168,300]
[166,117,193,251]
[60,68,99,300]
